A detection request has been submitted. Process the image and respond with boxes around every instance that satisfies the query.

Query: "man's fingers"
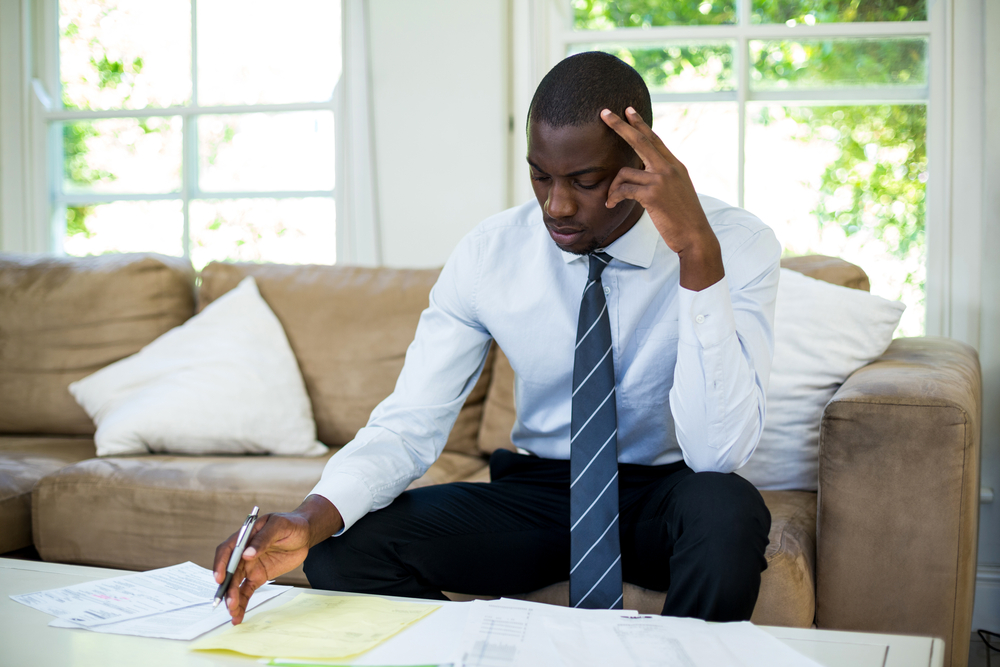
[212,531,239,584]
[225,558,247,614]
[600,109,666,169]
[606,167,653,208]
[623,107,679,164]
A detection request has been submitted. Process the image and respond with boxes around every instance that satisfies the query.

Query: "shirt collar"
[558,210,659,269]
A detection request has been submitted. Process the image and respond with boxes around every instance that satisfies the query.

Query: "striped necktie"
[569,251,623,610]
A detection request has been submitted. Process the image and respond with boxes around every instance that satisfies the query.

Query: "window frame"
[34,0,342,264]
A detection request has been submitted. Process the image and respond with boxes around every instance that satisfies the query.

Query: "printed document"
[192,592,440,659]
[459,598,823,667]
[48,582,289,640]
[10,561,223,627]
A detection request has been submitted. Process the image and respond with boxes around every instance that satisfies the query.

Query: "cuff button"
[695,314,706,324]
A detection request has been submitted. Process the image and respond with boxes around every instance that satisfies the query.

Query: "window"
[48,0,341,269]
[567,0,929,336]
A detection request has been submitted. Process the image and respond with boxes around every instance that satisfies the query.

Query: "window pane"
[63,200,184,256]
[752,0,926,25]
[750,38,926,90]
[197,0,341,105]
[189,198,335,269]
[59,0,191,110]
[744,104,926,336]
[198,112,335,193]
[652,103,737,205]
[63,117,182,194]
[573,0,736,28]
[568,44,735,92]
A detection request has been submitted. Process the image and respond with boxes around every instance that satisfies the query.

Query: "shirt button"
[695,314,706,324]
[604,286,611,296]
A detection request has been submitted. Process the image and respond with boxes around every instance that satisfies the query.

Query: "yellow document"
[191,593,440,659]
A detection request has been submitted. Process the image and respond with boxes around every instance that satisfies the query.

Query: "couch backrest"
[475,254,872,456]
[198,262,493,456]
[0,253,194,436]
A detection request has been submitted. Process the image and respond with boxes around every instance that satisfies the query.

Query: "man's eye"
[531,175,550,182]
[577,182,600,190]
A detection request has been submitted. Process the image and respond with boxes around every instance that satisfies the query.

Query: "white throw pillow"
[737,268,905,491]
[70,276,328,457]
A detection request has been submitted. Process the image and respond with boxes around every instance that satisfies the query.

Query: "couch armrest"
[816,337,981,667]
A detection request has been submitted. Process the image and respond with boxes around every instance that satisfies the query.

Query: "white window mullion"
[181,0,199,259]
[562,20,931,44]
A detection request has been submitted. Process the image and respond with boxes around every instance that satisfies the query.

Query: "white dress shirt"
[311,196,781,532]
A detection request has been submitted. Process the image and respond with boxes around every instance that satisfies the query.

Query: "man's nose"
[546,181,576,220]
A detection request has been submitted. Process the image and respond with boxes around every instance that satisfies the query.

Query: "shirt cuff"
[677,275,737,349]
[308,472,375,535]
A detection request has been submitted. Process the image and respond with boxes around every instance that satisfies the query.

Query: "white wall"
[367,0,510,268]
[972,0,1000,634]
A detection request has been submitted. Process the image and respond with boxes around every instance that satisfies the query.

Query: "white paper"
[348,598,470,666]
[11,561,227,627]
[457,599,823,667]
[459,598,641,667]
[48,583,290,640]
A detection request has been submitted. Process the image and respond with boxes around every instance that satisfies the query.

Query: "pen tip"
[212,599,220,609]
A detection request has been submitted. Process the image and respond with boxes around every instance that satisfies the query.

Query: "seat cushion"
[0,253,195,435]
[32,450,487,585]
[0,436,97,554]
[445,488,817,628]
[197,262,493,456]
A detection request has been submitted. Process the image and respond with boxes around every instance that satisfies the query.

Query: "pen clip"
[234,506,260,545]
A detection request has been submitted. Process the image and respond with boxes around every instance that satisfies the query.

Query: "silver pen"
[213,506,260,609]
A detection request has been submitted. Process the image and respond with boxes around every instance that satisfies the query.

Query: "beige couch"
[0,252,981,667]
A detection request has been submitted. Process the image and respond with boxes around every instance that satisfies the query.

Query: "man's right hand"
[212,494,343,625]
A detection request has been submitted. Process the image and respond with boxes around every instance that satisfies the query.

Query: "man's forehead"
[526,119,621,165]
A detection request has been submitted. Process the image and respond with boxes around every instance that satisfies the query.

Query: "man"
[214,52,779,624]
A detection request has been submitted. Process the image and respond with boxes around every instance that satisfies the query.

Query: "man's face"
[527,119,644,255]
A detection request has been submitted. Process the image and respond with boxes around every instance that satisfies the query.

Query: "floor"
[971,632,998,667]
[3,545,998,666]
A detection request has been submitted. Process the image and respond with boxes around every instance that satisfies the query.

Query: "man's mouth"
[546,224,585,246]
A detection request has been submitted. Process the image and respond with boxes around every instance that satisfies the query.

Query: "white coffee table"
[0,558,944,667]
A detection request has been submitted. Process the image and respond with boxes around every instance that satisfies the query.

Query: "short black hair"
[527,51,653,159]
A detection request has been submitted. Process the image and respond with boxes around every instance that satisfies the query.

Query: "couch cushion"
[445,488,817,627]
[197,263,493,456]
[0,253,195,435]
[779,254,870,292]
[0,436,97,554]
[32,450,487,586]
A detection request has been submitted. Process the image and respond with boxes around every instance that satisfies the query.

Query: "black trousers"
[304,449,771,622]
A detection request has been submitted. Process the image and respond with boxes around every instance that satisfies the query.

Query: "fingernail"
[627,106,636,115]
[601,109,611,117]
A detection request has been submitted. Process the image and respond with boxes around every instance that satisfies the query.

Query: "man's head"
[526,52,653,255]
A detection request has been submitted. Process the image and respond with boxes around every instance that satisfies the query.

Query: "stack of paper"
[458,598,824,667]
[10,561,289,641]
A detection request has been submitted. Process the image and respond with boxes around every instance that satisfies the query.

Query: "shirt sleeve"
[668,227,781,473]
[308,230,493,532]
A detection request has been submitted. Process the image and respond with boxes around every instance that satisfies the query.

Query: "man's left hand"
[601,107,725,292]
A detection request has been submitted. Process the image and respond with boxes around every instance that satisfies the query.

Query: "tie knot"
[588,252,611,282]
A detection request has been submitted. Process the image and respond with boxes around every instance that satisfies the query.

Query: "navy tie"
[569,251,623,610]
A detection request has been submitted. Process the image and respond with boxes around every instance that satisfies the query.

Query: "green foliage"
[763,105,926,263]
[66,206,95,238]
[751,38,925,88]
[63,121,115,186]
[574,0,736,27]
[751,0,925,24]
